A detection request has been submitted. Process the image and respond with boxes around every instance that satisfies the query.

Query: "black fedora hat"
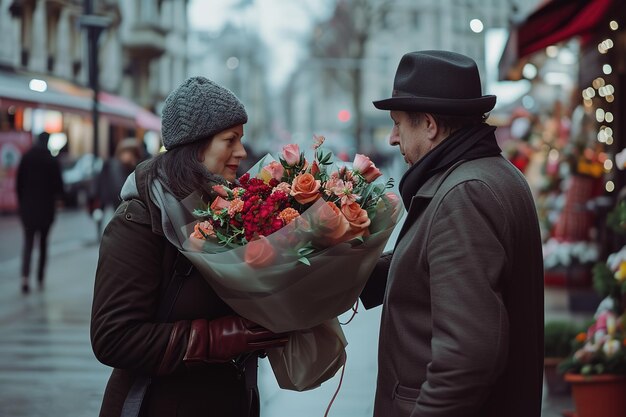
[373,50,496,115]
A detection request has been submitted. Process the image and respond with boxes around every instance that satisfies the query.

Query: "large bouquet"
[178,136,401,390]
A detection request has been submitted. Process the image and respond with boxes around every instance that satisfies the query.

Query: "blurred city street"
[0,0,624,415]
[0,208,577,417]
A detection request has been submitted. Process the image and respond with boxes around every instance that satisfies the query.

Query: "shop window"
[73,60,81,77]
[46,6,60,70]
[21,49,29,67]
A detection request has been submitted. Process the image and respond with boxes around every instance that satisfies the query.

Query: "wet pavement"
[0,208,578,416]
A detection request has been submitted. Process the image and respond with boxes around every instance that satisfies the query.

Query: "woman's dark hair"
[146,137,223,200]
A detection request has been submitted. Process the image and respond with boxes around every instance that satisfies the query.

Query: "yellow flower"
[615,261,626,282]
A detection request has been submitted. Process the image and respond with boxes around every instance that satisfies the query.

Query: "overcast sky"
[188,0,332,88]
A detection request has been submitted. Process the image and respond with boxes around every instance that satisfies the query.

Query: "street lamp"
[79,1,110,239]
[78,2,111,163]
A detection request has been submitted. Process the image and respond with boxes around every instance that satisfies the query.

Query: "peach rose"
[210,196,230,211]
[212,185,229,198]
[341,202,371,237]
[313,202,350,246]
[244,236,276,268]
[282,144,301,166]
[190,221,215,240]
[189,221,215,250]
[260,161,284,182]
[353,154,382,183]
[290,173,321,204]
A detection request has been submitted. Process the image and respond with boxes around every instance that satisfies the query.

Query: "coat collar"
[394,159,467,248]
[413,159,467,200]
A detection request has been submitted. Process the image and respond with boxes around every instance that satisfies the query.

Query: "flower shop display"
[169,136,402,391]
[557,198,626,417]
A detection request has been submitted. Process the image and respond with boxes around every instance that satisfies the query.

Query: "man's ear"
[423,113,439,141]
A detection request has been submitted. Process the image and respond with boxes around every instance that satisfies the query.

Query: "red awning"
[98,92,161,132]
[499,0,614,80]
[0,70,160,132]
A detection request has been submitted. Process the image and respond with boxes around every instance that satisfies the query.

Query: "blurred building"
[188,22,273,156]
[282,0,513,155]
[0,0,188,211]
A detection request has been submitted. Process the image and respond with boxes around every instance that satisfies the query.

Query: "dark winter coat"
[16,144,63,228]
[361,156,544,417]
[90,163,254,417]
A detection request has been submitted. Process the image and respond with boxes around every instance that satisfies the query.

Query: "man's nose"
[389,132,399,146]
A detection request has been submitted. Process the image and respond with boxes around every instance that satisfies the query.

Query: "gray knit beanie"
[161,76,248,150]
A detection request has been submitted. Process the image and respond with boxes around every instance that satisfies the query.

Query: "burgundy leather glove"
[183,316,289,364]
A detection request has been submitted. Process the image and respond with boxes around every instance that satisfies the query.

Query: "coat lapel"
[394,160,467,248]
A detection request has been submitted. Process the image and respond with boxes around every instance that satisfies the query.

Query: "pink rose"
[353,154,382,183]
[385,192,402,220]
[341,202,371,238]
[313,202,351,246]
[313,134,325,150]
[290,173,321,204]
[282,144,301,166]
[210,196,230,211]
[244,236,276,268]
[273,182,291,195]
[261,161,284,182]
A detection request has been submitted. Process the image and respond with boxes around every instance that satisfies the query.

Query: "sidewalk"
[0,210,578,416]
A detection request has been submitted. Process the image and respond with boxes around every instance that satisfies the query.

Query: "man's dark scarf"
[399,123,502,210]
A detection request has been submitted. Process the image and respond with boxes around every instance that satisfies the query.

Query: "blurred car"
[61,153,103,208]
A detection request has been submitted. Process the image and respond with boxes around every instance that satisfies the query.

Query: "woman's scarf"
[398,123,502,210]
[120,164,232,250]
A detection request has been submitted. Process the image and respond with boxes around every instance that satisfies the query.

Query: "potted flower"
[557,296,626,417]
[544,320,581,395]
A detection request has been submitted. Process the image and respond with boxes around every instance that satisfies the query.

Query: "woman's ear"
[198,140,212,162]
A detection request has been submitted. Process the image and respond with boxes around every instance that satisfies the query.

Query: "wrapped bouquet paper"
[174,136,402,390]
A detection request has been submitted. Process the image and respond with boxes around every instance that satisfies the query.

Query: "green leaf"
[298,247,316,256]
[298,257,311,266]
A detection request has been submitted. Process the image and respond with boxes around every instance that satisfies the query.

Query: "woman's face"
[200,124,247,182]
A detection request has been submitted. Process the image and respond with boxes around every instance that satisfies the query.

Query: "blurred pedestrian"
[91,76,288,417]
[16,131,64,293]
[360,50,544,417]
[94,138,142,232]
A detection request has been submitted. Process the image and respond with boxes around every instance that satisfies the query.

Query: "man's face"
[388,111,434,166]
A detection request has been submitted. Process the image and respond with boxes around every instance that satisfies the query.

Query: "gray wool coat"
[362,156,544,417]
